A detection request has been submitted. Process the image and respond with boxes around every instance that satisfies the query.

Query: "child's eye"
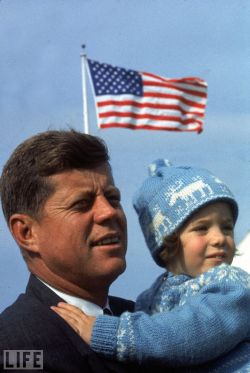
[222,224,234,232]
[193,225,208,232]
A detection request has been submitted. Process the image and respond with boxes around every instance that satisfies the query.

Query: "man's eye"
[73,200,92,211]
[108,194,121,207]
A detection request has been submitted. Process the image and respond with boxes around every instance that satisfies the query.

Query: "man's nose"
[93,196,117,223]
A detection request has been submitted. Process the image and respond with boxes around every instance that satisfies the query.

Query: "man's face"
[31,163,127,296]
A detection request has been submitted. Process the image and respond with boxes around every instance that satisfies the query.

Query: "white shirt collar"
[38,277,111,316]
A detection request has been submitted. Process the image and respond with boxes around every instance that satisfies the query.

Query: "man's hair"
[0,129,110,223]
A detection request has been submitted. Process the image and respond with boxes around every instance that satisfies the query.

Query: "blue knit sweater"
[91,264,250,371]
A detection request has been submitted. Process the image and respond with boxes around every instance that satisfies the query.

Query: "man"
[0,130,136,372]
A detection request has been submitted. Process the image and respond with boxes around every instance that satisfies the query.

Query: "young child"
[52,159,250,371]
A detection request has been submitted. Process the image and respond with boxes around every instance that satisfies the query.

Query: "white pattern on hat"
[168,180,213,207]
[133,159,238,267]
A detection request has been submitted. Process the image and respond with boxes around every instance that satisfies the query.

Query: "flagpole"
[80,45,89,134]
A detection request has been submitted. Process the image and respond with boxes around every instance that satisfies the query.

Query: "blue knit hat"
[133,159,238,267]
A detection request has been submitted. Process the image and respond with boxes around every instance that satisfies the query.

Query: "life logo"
[3,350,43,370]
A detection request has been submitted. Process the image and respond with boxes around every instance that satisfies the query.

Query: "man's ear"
[9,213,40,254]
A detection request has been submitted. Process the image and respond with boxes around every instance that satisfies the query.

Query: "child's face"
[171,202,235,277]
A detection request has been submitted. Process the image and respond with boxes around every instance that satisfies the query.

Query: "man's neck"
[29,265,109,307]
[38,277,109,315]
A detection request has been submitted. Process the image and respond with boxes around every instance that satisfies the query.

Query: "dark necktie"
[103,308,113,315]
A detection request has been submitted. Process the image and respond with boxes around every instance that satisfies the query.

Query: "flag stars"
[88,59,143,97]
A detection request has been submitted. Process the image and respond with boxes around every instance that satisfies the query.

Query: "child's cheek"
[190,236,207,254]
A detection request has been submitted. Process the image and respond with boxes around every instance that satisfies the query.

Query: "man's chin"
[102,259,126,282]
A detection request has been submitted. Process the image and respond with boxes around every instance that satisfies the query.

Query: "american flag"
[87,59,208,133]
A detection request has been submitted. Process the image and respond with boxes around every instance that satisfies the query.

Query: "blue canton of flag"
[88,60,143,97]
[87,59,208,133]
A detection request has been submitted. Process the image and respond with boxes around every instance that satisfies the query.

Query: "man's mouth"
[91,235,121,247]
[95,237,120,246]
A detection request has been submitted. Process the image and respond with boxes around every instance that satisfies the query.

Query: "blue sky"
[0,0,249,312]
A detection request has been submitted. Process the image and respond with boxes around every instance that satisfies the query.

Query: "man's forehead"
[48,165,116,192]
[73,184,119,196]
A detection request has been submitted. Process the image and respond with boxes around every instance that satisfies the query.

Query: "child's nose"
[210,227,226,246]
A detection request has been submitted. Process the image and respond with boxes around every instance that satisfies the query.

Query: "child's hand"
[51,302,96,344]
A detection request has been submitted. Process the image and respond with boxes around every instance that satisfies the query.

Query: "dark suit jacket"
[0,274,138,373]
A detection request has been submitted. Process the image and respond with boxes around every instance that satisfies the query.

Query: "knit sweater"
[91,264,250,371]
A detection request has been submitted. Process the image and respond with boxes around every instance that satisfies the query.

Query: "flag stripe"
[100,123,202,132]
[96,94,206,110]
[97,100,205,114]
[143,92,206,108]
[99,117,203,132]
[99,114,203,127]
[143,91,206,105]
[143,72,207,87]
[87,59,207,133]
[99,111,203,124]
[143,81,207,98]
[142,84,207,104]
